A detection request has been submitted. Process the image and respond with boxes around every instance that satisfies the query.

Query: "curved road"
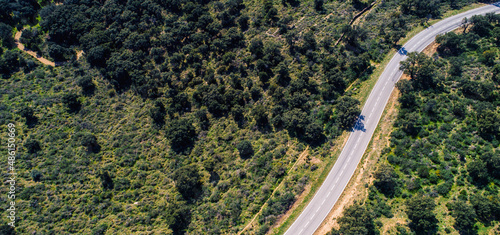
[285,3,500,235]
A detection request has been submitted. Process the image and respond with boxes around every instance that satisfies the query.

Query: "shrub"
[99,171,114,190]
[374,164,399,197]
[77,76,95,95]
[173,165,202,200]
[80,134,100,153]
[237,140,254,159]
[149,100,166,127]
[31,169,43,182]
[62,93,81,113]
[19,106,38,127]
[25,139,41,153]
[166,118,197,153]
[406,195,438,234]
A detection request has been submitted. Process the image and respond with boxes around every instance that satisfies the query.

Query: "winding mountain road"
[285,3,500,235]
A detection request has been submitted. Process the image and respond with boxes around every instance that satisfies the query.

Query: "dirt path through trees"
[14,30,55,67]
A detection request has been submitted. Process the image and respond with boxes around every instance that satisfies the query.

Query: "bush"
[237,140,254,159]
[149,100,166,127]
[173,165,202,200]
[19,106,38,127]
[31,169,43,182]
[77,76,95,95]
[99,171,113,190]
[337,204,377,235]
[406,195,438,234]
[374,164,399,197]
[25,139,41,153]
[447,200,477,234]
[62,93,81,113]
[80,134,100,153]
[468,159,489,185]
[335,96,361,130]
[166,118,197,153]
[436,181,452,196]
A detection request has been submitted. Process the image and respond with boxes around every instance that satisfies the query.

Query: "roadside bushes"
[374,164,400,197]
[330,204,377,235]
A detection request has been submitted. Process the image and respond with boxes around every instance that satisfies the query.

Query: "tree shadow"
[398,47,408,55]
[352,115,366,132]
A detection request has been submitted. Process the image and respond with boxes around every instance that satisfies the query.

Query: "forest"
[331,13,500,235]
[0,0,491,234]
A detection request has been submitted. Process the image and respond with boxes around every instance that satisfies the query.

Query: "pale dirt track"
[14,30,55,67]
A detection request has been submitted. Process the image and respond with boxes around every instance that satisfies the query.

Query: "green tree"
[150,100,166,127]
[262,0,278,24]
[25,139,41,154]
[447,200,477,234]
[30,169,43,182]
[77,76,95,96]
[314,0,324,12]
[99,171,114,190]
[0,225,15,235]
[166,118,197,153]
[476,109,500,141]
[400,52,436,89]
[374,164,399,197]
[165,202,191,235]
[471,194,495,223]
[86,45,109,67]
[483,151,500,179]
[337,204,377,235]
[173,165,202,200]
[468,159,489,185]
[80,134,100,153]
[335,96,361,130]
[62,93,81,113]
[252,104,268,127]
[249,39,264,59]
[237,140,254,159]
[19,106,38,127]
[406,196,438,234]
[480,50,496,66]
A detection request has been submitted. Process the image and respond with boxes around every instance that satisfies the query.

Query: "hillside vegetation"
[0,0,486,234]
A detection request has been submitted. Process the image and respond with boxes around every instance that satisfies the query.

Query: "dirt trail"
[14,30,56,67]
[238,147,309,235]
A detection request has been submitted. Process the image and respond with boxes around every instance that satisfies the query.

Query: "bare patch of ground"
[77,50,84,60]
[310,156,322,165]
[422,41,439,56]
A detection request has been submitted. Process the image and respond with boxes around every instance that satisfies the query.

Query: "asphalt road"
[285,3,500,235]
